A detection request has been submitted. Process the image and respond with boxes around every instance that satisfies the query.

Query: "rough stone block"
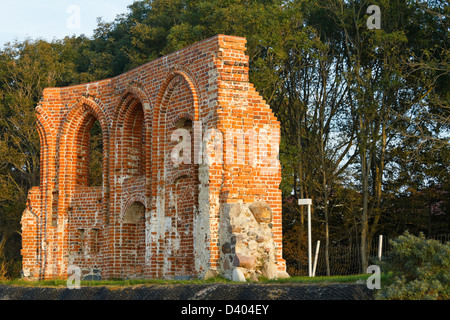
[232,268,246,282]
[249,201,273,224]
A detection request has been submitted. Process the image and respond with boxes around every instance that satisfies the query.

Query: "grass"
[0,273,390,288]
[265,274,374,284]
[0,276,232,288]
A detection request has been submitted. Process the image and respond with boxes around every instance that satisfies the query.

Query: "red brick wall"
[22,35,285,281]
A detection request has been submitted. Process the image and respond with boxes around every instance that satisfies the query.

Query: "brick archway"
[56,96,111,196]
[114,82,153,178]
[150,71,201,278]
[54,97,111,278]
[109,86,153,279]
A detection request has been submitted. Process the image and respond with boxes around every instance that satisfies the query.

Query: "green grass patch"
[0,273,391,288]
[0,276,233,288]
[265,274,372,284]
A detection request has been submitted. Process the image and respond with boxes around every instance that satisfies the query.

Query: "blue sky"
[0,0,135,47]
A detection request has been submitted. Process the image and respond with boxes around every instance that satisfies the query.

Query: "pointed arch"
[36,105,55,188]
[113,84,152,178]
[151,69,201,188]
[113,83,153,221]
[150,68,201,278]
[55,96,111,212]
[153,68,200,123]
[36,120,49,189]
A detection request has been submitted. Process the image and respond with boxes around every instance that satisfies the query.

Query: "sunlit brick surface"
[21,35,285,280]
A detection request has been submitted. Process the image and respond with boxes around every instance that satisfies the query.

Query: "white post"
[313,240,320,277]
[378,235,383,261]
[299,199,313,277]
[308,203,312,277]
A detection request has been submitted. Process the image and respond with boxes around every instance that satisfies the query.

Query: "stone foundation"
[220,202,289,281]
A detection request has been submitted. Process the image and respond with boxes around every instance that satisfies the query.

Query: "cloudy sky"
[0,0,135,47]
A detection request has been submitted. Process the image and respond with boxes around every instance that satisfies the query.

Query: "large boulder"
[261,261,278,280]
[233,253,257,269]
[232,268,247,282]
[249,201,273,224]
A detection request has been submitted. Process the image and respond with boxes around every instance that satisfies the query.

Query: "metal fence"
[429,233,450,243]
[312,237,390,277]
[287,233,449,277]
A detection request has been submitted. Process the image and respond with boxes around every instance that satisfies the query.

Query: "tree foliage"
[377,232,450,300]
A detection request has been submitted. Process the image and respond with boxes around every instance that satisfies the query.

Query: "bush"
[376,232,450,300]
[0,258,22,281]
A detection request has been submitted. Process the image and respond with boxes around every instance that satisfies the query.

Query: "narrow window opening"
[77,229,85,255]
[124,102,146,177]
[89,120,103,187]
[91,229,100,255]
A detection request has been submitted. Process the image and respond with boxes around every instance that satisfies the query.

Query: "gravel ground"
[0,283,374,300]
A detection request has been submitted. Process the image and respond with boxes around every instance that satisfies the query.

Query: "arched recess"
[52,96,110,278]
[119,200,146,279]
[35,107,57,232]
[113,84,152,194]
[36,106,54,189]
[55,96,111,221]
[151,69,201,187]
[36,122,47,189]
[34,122,47,268]
[114,96,148,177]
[112,85,152,279]
[113,84,152,248]
[151,69,201,278]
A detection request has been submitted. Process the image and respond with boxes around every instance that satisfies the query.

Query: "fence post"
[378,235,383,261]
[312,240,320,277]
[298,199,313,277]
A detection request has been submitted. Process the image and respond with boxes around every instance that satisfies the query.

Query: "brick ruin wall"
[21,35,287,281]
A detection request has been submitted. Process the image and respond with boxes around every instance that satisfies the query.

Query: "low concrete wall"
[0,283,374,300]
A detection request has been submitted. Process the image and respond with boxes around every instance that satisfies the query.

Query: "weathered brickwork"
[21,35,287,281]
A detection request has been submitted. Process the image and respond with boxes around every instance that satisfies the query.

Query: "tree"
[0,40,63,259]
[0,38,102,275]
[320,0,449,272]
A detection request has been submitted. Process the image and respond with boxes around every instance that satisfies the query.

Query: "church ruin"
[21,35,287,281]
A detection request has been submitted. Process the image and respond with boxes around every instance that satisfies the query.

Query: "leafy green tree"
[0,40,57,271]
[0,38,104,276]
[317,0,449,272]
